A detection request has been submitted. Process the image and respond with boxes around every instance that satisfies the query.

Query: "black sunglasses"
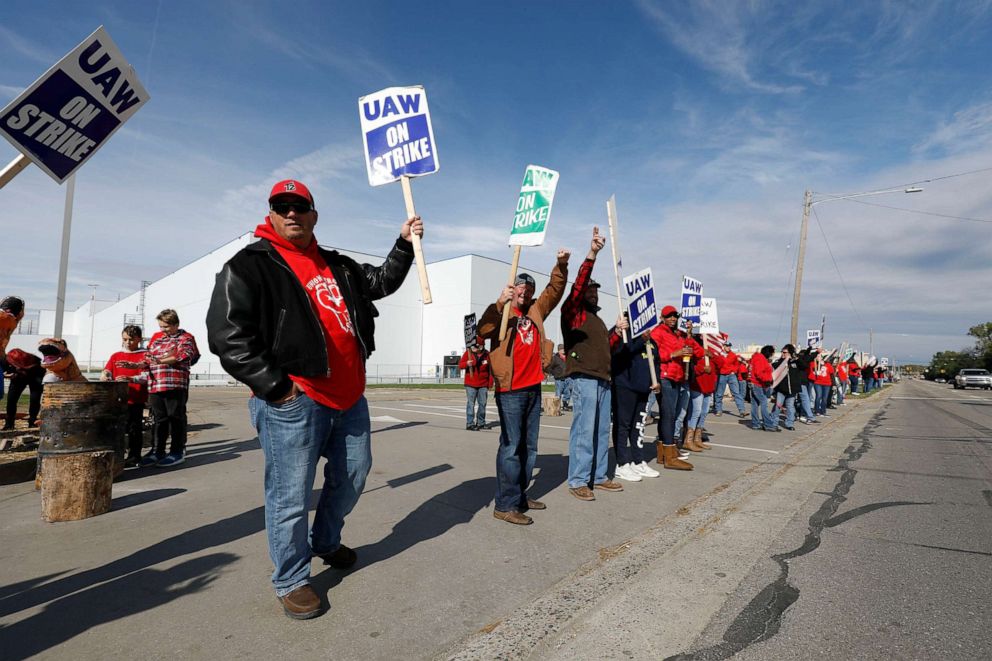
[270,201,312,215]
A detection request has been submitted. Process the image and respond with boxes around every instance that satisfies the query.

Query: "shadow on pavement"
[0,553,234,659]
[111,488,187,511]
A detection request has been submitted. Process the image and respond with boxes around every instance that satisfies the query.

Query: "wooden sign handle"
[400,176,432,305]
[645,339,659,388]
[499,245,522,341]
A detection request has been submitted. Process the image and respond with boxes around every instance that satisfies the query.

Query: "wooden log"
[542,395,562,417]
[41,450,114,522]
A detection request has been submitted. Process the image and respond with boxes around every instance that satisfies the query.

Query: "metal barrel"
[38,382,129,465]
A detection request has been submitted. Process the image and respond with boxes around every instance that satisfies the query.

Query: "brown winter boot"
[696,428,712,449]
[684,429,704,452]
[656,441,665,464]
[662,444,693,470]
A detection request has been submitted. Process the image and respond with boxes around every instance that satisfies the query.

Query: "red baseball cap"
[268,179,315,206]
[661,305,679,317]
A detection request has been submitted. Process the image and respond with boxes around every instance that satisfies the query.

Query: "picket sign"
[359,85,439,304]
[678,275,703,333]
[644,339,659,388]
[606,195,627,341]
[623,268,658,337]
[499,165,560,340]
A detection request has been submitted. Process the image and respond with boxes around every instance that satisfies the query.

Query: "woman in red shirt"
[749,346,778,431]
[686,350,723,449]
[811,353,833,416]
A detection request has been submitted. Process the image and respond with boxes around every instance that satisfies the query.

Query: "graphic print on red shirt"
[503,310,543,392]
[105,350,149,404]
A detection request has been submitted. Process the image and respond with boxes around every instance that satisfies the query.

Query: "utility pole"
[87,284,98,372]
[790,189,812,346]
[869,328,873,357]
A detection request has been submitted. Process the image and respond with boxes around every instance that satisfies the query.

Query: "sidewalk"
[0,387,883,660]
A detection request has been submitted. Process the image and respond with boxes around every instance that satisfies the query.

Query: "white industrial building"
[7,234,620,383]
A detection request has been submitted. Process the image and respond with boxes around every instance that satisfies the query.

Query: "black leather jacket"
[206,236,414,401]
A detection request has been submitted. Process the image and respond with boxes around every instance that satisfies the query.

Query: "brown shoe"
[697,428,712,449]
[656,441,665,464]
[279,584,322,620]
[662,444,693,470]
[569,486,596,501]
[594,479,623,492]
[494,509,533,525]
[524,498,546,510]
[684,429,704,452]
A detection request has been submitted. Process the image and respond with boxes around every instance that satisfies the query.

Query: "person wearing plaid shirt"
[138,309,200,467]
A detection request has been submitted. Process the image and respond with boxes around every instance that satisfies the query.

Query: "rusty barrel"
[39,382,129,472]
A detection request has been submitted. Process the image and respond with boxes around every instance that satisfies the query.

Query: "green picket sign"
[508,165,559,247]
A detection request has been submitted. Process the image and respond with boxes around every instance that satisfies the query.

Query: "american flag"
[702,332,729,356]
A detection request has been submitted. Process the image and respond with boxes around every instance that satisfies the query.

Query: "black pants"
[150,389,188,456]
[5,373,44,427]
[126,402,146,459]
[612,385,648,466]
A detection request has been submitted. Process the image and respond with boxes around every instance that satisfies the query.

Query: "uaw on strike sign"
[359,86,438,186]
[509,165,559,247]
[0,26,148,184]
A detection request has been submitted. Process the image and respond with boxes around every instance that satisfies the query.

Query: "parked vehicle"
[953,368,992,390]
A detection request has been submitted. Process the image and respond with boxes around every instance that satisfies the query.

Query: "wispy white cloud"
[0,25,57,64]
[913,100,992,156]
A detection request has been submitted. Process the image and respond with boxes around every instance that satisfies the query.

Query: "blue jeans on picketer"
[657,379,685,446]
[849,376,859,394]
[568,375,612,488]
[494,384,542,512]
[673,384,691,440]
[646,390,658,417]
[813,383,830,415]
[465,386,488,426]
[797,384,816,420]
[750,385,777,429]
[836,383,846,405]
[775,392,796,428]
[249,393,372,598]
[555,377,572,405]
[686,391,712,429]
[714,373,745,415]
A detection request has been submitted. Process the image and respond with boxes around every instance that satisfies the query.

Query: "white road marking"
[891,397,984,401]
[370,415,406,423]
[369,404,572,431]
[707,443,780,454]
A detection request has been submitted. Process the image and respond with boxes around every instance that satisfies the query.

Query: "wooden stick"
[499,245,523,341]
[0,153,31,189]
[645,338,659,388]
[400,176,432,305]
[606,195,627,341]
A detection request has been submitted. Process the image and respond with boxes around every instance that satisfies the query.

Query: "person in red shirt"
[811,351,834,415]
[3,348,44,429]
[206,179,421,619]
[835,358,848,405]
[101,324,149,467]
[458,339,493,430]
[713,340,747,418]
[648,306,700,467]
[847,360,862,395]
[749,345,778,431]
[687,349,723,448]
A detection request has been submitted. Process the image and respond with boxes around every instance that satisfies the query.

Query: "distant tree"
[926,350,978,380]
[968,322,992,369]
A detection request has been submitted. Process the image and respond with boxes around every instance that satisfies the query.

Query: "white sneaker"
[615,464,642,482]
[634,461,660,478]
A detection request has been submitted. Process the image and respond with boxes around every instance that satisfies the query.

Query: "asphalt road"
[2,381,988,660]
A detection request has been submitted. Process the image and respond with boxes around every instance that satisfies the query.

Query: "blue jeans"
[797,385,815,420]
[836,383,845,405]
[494,385,541,512]
[686,391,711,429]
[465,386,488,426]
[612,385,647,466]
[657,379,685,446]
[814,384,830,415]
[775,392,796,428]
[555,377,572,404]
[750,385,777,429]
[646,390,658,417]
[249,393,372,597]
[714,373,745,414]
[568,376,612,488]
[849,376,859,394]
[673,384,691,440]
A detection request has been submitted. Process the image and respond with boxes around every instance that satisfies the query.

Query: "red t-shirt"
[104,350,149,405]
[500,308,544,392]
[257,220,365,411]
[812,362,833,386]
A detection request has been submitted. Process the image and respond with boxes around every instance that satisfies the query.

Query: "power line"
[841,197,992,224]
[810,206,869,334]
[818,164,992,199]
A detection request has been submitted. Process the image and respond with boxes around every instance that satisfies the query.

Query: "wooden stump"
[40,450,114,522]
[542,395,562,417]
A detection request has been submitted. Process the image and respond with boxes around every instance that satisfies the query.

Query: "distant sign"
[699,297,719,335]
[623,268,657,336]
[464,313,477,347]
[806,329,821,348]
[880,357,889,367]
[678,275,702,332]
[508,165,559,247]
[0,26,149,184]
[359,85,439,186]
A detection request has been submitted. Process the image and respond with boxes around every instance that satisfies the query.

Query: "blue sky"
[2,0,992,363]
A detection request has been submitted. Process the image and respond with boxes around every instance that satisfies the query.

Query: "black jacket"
[774,356,804,396]
[206,236,414,401]
[611,335,654,393]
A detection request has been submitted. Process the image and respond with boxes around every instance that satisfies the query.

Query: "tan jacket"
[478,261,568,391]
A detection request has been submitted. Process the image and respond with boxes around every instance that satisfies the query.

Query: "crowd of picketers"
[457,228,889,525]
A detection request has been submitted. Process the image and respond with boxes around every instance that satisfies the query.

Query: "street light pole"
[789,185,923,347]
[87,284,98,372]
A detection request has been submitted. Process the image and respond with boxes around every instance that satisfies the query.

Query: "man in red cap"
[207,179,423,620]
